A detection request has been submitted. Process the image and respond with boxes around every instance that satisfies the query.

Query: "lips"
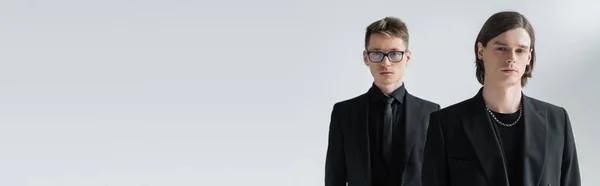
[380,72,393,75]
[501,68,517,72]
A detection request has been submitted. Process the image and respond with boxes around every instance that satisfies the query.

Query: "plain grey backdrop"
[0,0,598,185]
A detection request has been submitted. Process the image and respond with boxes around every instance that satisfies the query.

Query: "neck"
[374,81,403,95]
[482,84,522,113]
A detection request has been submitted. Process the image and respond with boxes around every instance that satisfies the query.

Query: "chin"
[376,78,400,85]
[497,80,521,87]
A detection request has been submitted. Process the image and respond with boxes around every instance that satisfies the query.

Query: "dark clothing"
[490,109,525,186]
[367,84,406,186]
[422,88,581,186]
[325,83,440,186]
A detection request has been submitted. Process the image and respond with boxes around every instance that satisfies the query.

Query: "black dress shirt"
[367,83,406,186]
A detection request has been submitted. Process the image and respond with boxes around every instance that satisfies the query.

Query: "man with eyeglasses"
[325,17,440,186]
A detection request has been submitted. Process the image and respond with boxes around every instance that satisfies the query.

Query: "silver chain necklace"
[485,104,522,127]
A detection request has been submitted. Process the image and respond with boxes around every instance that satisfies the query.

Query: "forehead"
[367,33,406,50]
[488,28,532,48]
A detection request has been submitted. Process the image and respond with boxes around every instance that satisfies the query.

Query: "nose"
[506,51,517,64]
[380,56,392,66]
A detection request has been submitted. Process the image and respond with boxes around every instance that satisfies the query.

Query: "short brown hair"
[474,11,536,86]
[365,17,409,49]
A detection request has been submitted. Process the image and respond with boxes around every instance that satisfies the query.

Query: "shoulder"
[526,96,566,113]
[331,93,368,111]
[525,96,570,127]
[432,98,474,118]
[407,93,440,110]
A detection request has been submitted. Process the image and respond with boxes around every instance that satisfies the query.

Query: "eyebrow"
[493,41,530,49]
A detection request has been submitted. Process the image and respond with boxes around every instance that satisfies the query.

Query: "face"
[477,28,532,87]
[363,33,411,87]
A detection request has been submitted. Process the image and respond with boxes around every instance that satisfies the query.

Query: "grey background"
[0,0,598,185]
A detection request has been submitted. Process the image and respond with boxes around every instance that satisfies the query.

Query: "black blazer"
[422,89,580,186]
[325,90,440,186]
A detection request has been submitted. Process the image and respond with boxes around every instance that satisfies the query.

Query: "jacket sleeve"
[325,103,346,186]
[422,111,449,186]
[560,108,581,186]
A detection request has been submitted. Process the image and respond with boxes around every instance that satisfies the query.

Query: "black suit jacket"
[422,89,580,186]
[326,89,440,186]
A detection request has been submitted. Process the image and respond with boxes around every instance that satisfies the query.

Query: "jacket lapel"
[522,96,547,186]
[401,93,420,172]
[461,90,509,186]
[351,94,372,184]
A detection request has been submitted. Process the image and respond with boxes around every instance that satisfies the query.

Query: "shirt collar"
[368,82,406,104]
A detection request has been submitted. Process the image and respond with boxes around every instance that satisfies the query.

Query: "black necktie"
[383,96,394,164]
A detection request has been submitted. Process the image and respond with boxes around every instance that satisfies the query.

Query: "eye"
[516,49,525,53]
[496,47,507,51]
[369,52,384,59]
[390,52,401,57]
[370,52,383,56]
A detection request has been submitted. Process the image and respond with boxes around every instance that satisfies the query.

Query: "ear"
[477,42,485,60]
[404,49,411,66]
[526,48,533,65]
[363,50,369,66]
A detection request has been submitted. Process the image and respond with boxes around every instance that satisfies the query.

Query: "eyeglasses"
[366,50,406,63]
